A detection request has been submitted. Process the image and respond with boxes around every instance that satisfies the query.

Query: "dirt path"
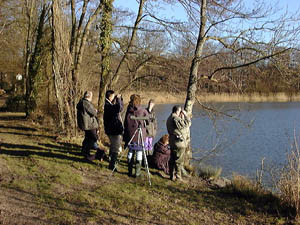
[0,113,55,224]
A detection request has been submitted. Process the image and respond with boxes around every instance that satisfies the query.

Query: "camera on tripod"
[130,115,150,126]
[130,115,150,120]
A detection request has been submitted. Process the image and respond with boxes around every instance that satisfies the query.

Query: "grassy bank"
[121,91,300,104]
[0,113,296,224]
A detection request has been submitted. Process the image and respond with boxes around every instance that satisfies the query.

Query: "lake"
[153,102,300,180]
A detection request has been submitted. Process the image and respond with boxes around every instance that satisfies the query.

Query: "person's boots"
[170,171,176,181]
[108,152,118,170]
[128,158,134,177]
[81,138,88,156]
[86,154,95,161]
[81,146,88,157]
[176,166,186,182]
[95,148,105,161]
[135,160,142,177]
[181,167,191,178]
[169,160,175,181]
[84,147,95,161]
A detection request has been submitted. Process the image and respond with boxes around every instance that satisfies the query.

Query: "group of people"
[76,90,191,182]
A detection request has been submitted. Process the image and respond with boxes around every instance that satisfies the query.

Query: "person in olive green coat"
[166,105,191,181]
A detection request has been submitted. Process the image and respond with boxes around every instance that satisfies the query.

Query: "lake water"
[154,102,300,180]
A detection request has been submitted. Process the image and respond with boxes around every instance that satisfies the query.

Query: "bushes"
[0,81,11,92]
[5,95,25,112]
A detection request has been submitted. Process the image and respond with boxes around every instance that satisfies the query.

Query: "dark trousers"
[82,129,99,156]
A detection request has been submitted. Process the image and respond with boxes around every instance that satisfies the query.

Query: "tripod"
[112,124,151,185]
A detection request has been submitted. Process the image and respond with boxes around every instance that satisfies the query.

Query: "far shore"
[121,91,300,104]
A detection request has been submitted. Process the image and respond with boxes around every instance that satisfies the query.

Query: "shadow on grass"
[38,142,82,157]
[3,186,156,224]
[0,142,92,164]
[0,131,56,139]
[0,115,26,120]
[160,182,291,221]
[0,124,37,132]
[0,115,53,133]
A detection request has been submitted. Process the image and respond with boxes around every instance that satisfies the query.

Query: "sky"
[114,0,300,22]
[113,0,300,47]
[114,0,187,22]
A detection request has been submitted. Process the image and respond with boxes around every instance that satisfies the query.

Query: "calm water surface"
[153,102,300,179]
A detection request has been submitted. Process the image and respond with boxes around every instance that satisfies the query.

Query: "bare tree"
[97,0,147,114]
[181,0,300,114]
[0,0,26,77]
[51,0,73,131]
[172,0,300,166]
[51,0,102,136]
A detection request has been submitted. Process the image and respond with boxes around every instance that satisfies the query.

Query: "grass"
[223,174,291,223]
[0,113,296,224]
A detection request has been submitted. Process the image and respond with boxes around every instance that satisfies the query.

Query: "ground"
[0,107,296,224]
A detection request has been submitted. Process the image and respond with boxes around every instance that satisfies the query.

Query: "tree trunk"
[184,0,207,115]
[51,0,75,135]
[97,0,114,115]
[51,0,103,137]
[183,0,207,167]
[24,0,35,114]
[25,3,47,116]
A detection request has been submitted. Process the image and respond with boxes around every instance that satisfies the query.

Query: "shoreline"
[121,91,300,104]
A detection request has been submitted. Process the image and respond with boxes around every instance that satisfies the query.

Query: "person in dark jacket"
[123,94,149,177]
[76,91,105,161]
[145,99,157,155]
[104,90,124,170]
[152,134,171,176]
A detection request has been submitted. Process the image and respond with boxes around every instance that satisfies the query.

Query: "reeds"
[121,91,300,104]
[276,131,300,218]
[198,92,300,103]
[195,163,222,180]
[229,174,265,199]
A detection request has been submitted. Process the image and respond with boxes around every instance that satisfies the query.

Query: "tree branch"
[119,74,163,93]
[208,48,291,80]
